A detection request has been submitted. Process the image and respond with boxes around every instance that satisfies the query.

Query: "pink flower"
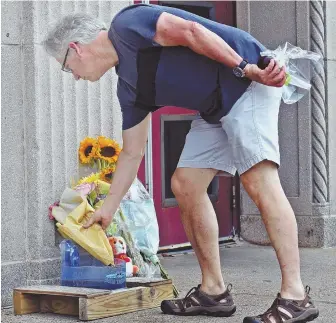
[74,182,96,197]
[48,201,60,220]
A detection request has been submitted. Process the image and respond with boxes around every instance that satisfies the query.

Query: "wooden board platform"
[13,278,173,321]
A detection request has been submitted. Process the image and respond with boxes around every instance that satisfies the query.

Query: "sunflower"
[76,172,101,186]
[78,137,98,164]
[99,165,116,184]
[96,136,121,163]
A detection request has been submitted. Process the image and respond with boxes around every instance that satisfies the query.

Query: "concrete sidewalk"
[2,241,335,323]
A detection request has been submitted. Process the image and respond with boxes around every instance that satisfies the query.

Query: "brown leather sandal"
[161,284,236,317]
[243,286,319,323]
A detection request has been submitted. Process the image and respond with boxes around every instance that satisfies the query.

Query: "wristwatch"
[233,59,248,78]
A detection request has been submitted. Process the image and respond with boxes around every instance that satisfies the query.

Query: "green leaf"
[119,209,126,222]
[88,190,97,203]
[285,73,291,86]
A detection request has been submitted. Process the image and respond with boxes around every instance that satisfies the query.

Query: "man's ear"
[69,42,82,56]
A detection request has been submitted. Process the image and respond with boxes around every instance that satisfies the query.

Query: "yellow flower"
[96,136,121,163]
[77,172,100,186]
[99,166,116,184]
[78,137,97,164]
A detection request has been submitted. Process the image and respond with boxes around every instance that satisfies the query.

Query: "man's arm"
[153,12,286,87]
[106,113,150,202]
[154,13,242,68]
[83,113,151,229]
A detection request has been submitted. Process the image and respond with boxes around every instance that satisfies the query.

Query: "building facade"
[1,0,335,307]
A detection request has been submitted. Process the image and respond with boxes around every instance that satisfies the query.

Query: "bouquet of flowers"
[49,136,178,296]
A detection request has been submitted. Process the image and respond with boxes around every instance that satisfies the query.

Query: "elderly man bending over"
[43,4,319,323]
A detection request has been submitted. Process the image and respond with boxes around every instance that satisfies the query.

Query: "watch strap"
[238,59,248,70]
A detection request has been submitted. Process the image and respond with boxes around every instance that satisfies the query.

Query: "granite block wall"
[1,0,129,307]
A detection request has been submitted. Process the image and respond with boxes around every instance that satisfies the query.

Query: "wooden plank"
[14,285,111,298]
[126,277,172,288]
[40,295,79,316]
[13,290,40,315]
[79,283,174,320]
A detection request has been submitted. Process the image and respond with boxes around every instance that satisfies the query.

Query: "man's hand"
[83,196,116,230]
[245,59,287,87]
[82,114,151,231]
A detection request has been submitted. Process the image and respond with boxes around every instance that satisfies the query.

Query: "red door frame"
[135,1,239,248]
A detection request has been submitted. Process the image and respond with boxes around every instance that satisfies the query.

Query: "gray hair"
[43,13,106,59]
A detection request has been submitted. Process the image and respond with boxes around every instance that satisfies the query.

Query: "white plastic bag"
[260,42,322,104]
[105,178,160,278]
[117,178,160,277]
[120,178,160,261]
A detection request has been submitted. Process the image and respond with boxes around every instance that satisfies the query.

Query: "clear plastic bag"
[260,42,322,104]
[120,178,159,263]
[105,178,160,278]
[106,179,178,294]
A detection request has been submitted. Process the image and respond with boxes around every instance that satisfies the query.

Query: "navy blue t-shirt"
[108,4,265,130]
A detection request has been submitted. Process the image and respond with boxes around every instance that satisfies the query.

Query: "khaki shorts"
[177,82,283,175]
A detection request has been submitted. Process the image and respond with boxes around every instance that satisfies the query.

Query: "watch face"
[233,67,244,78]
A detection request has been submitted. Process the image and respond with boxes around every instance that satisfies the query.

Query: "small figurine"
[108,236,139,277]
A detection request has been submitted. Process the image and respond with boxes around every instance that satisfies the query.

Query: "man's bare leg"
[240,160,305,300]
[171,167,225,295]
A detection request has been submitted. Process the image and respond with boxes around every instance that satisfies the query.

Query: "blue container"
[60,240,126,290]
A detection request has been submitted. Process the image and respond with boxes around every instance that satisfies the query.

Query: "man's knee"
[172,168,217,199]
[240,160,279,204]
[171,169,204,199]
[171,170,193,198]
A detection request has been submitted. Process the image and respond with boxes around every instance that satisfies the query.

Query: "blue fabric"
[108,4,266,130]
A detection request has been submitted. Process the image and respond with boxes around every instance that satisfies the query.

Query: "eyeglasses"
[61,47,72,73]
[61,29,107,74]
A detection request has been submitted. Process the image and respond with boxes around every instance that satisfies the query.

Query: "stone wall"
[1,0,129,307]
[237,1,336,247]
